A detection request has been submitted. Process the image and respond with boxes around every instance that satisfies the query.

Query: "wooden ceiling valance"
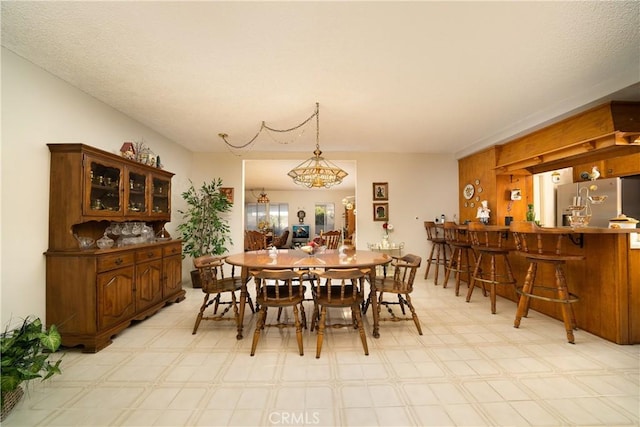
[494,101,640,175]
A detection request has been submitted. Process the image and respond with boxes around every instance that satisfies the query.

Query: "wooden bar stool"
[424,221,449,285]
[443,222,476,296]
[466,221,516,314]
[510,221,583,343]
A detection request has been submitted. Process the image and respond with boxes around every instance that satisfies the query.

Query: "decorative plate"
[474,179,481,185]
[463,184,475,200]
[477,186,483,193]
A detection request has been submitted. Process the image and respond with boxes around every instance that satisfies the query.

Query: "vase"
[381,234,390,249]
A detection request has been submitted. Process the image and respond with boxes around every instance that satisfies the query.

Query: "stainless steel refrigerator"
[556,176,640,228]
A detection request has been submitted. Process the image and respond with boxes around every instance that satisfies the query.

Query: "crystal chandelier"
[219,102,347,189]
[287,103,348,188]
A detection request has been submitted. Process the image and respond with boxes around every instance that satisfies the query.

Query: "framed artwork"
[373,202,389,221]
[373,182,388,201]
[220,187,234,203]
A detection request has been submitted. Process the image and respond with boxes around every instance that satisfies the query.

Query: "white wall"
[1,47,460,327]
[0,48,192,327]
[189,151,459,267]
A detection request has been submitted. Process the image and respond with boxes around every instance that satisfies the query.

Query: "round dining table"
[225,249,393,340]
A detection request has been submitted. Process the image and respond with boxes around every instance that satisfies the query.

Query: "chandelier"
[256,189,270,204]
[219,102,347,188]
[287,103,348,188]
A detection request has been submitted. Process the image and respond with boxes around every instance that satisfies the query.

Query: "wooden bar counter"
[492,226,639,344]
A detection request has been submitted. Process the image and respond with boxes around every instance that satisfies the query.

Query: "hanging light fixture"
[256,189,270,204]
[219,102,347,188]
[287,103,348,188]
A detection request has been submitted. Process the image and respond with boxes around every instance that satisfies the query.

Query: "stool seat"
[424,221,449,285]
[510,221,584,343]
[466,221,516,314]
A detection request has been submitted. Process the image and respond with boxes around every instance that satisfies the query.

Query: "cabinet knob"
[115,258,123,265]
[147,252,154,258]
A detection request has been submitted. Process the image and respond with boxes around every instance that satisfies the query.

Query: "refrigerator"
[556,176,640,228]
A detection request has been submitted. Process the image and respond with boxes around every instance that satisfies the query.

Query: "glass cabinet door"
[126,168,147,215]
[150,175,171,217]
[84,155,122,216]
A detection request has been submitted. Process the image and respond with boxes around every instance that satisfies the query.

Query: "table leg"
[369,268,380,338]
[237,266,249,340]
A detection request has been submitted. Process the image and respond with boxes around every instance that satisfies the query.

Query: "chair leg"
[315,306,327,358]
[250,306,268,356]
[192,293,211,334]
[555,265,576,344]
[293,304,304,355]
[405,294,423,335]
[490,255,497,314]
[425,244,436,279]
[353,303,369,356]
[443,247,457,288]
[514,262,536,328]
[466,253,483,303]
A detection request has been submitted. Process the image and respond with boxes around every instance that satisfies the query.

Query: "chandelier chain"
[219,103,319,150]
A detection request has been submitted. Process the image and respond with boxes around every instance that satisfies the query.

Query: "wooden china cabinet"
[45,144,185,352]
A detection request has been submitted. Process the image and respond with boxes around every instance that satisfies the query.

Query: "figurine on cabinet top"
[120,142,136,160]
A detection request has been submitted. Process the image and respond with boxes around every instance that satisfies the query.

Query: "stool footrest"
[516,286,579,304]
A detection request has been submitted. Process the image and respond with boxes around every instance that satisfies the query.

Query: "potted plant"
[177,178,233,287]
[1,317,62,421]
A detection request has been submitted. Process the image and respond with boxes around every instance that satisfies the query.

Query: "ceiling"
[2,1,639,191]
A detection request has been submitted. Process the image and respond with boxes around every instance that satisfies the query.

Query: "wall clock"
[463,184,475,200]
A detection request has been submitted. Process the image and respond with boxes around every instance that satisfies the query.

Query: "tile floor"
[4,274,639,426]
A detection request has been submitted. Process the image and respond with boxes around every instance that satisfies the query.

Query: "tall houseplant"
[1,317,62,421]
[177,178,233,287]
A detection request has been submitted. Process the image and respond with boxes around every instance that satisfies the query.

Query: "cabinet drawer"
[97,252,135,272]
[163,243,182,257]
[136,247,162,262]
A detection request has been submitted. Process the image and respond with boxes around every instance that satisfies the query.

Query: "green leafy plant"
[1,317,62,407]
[177,178,233,258]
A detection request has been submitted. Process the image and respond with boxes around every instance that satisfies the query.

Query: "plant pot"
[1,386,24,421]
[190,269,202,288]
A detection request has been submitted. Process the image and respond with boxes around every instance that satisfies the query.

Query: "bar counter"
[492,225,639,344]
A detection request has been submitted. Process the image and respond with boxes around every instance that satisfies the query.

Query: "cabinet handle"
[115,258,123,265]
[147,252,154,258]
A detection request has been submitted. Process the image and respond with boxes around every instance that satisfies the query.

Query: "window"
[314,203,335,234]
[245,203,289,235]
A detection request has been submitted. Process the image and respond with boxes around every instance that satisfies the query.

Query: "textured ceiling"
[2,1,639,190]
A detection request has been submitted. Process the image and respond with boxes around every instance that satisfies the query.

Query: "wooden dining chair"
[310,268,369,358]
[192,255,244,334]
[245,230,267,251]
[372,254,423,335]
[320,230,342,249]
[250,269,307,356]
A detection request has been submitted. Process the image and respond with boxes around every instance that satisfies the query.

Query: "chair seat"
[315,285,363,306]
[256,285,306,304]
[202,276,243,294]
[375,278,413,294]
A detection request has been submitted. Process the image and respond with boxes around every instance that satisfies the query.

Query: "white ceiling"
[2,1,639,191]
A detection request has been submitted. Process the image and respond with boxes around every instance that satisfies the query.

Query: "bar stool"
[424,221,448,285]
[466,221,516,314]
[510,221,583,343]
[443,221,476,296]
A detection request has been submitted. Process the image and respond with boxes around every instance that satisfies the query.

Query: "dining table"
[225,248,393,340]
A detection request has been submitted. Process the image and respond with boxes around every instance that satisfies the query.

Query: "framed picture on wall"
[220,187,234,204]
[373,182,388,200]
[373,202,389,221]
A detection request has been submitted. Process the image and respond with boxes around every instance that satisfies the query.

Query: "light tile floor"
[4,275,639,426]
